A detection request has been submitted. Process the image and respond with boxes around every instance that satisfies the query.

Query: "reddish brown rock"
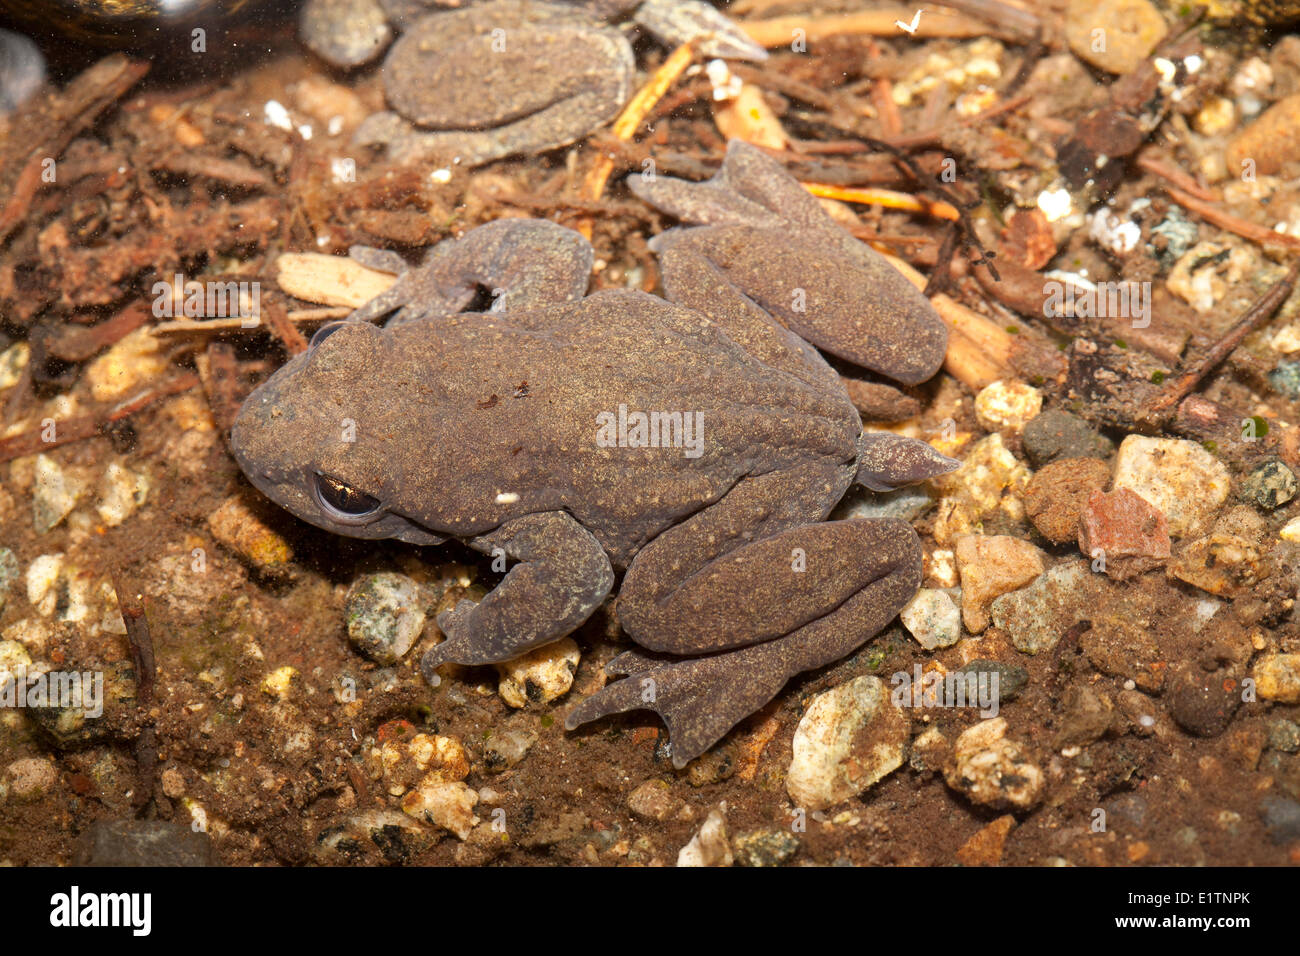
[955,814,1016,866]
[1023,457,1111,543]
[1077,488,1171,580]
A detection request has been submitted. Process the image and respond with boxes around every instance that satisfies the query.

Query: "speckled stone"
[733,829,799,867]
[1241,459,1297,510]
[786,675,909,811]
[1254,654,1300,703]
[1269,360,1300,398]
[943,717,1044,811]
[1112,436,1230,537]
[899,588,962,650]
[992,561,1104,655]
[345,572,426,664]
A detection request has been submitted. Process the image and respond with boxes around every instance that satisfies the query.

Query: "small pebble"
[1169,508,1267,597]
[954,534,1045,634]
[992,561,1102,655]
[686,744,737,787]
[0,27,43,115]
[1165,662,1241,737]
[1024,458,1111,544]
[954,660,1028,701]
[73,820,213,866]
[943,717,1044,811]
[974,380,1042,434]
[483,728,537,772]
[1226,93,1300,177]
[733,829,799,867]
[370,731,469,795]
[25,553,63,614]
[1053,684,1115,748]
[345,572,426,664]
[1241,459,1297,510]
[5,756,56,800]
[315,810,433,865]
[785,675,909,811]
[84,328,170,403]
[677,807,732,867]
[96,462,150,528]
[834,484,934,523]
[207,495,294,575]
[900,588,961,650]
[1268,718,1300,753]
[930,434,1031,546]
[1268,360,1300,398]
[0,547,18,612]
[1078,488,1171,579]
[495,637,580,707]
[32,454,82,534]
[0,341,29,390]
[1064,0,1168,75]
[299,0,393,69]
[401,779,479,840]
[260,666,297,700]
[627,779,684,822]
[1253,654,1300,703]
[1112,436,1230,537]
[24,660,135,748]
[1022,409,1113,467]
[955,814,1016,866]
[1259,795,1300,845]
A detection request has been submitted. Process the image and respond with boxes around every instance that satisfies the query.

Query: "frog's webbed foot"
[631,141,949,385]
[629,138,834,233]
[855,432,960,492]
[568,517,923,767]
[565,644,791,768]
[348,219,593,326]
[419,511,613,677]
[632,0,768,62]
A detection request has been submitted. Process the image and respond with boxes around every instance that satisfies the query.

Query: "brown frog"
[232,143,956,766]
[302,0,767,166]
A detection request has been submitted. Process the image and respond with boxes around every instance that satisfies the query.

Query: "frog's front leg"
[566,466,922,766]
[420,511,613,677]
[348,218,593,326]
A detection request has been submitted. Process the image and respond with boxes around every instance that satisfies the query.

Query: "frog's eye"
[310,322,347,349]
[314,471,382,519]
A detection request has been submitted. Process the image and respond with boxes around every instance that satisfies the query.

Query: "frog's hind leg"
[566,514,921,768]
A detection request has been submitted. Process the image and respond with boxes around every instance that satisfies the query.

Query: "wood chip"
[274,253,399,308]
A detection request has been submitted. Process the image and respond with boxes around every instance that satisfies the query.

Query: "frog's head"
[230,320,445,546]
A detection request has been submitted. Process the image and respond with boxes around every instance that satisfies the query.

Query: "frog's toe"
[418,601,487,677]
[855,432,961,492]
[633,0,769,62]
[565,645,792,769]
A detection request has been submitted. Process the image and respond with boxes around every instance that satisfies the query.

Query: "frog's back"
[393,291,860,563]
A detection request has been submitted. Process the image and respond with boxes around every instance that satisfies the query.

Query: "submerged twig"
[110,569,157,815]
[0,372,199,463]
[1141,259,1300,425]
